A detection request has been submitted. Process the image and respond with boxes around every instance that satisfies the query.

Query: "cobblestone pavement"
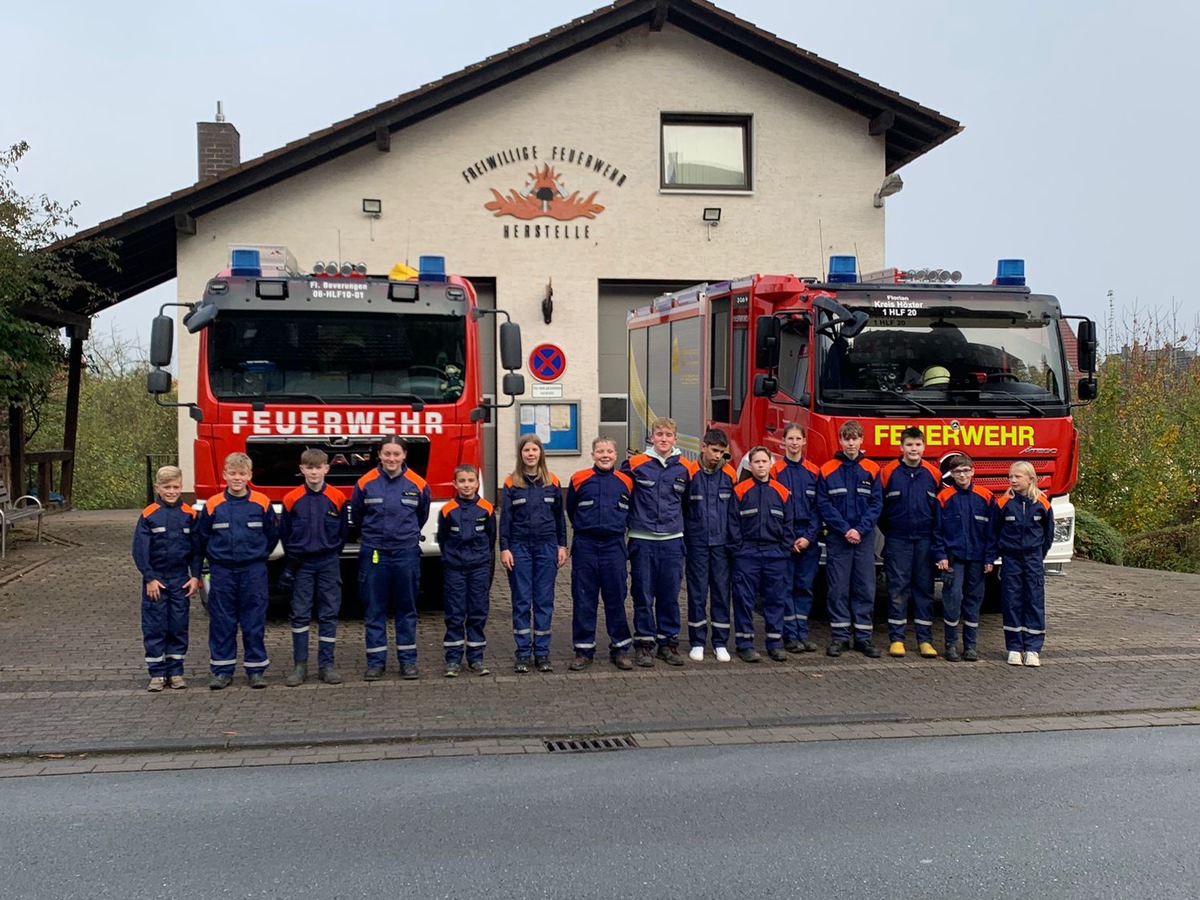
[1,510,1198,765]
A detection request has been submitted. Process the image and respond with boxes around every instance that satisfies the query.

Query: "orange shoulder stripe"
[141,502,161,518]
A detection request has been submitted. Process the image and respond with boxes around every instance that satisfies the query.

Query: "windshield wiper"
[978,391,1047,417]
[822,388,941,417]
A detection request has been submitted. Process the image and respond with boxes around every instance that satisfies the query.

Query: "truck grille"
[245,436,430,488]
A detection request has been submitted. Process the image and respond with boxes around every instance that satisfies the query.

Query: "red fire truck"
[148,247,525,570]
[626,257,1098,569]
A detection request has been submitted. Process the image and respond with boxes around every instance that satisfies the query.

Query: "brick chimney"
[197,101,240,181]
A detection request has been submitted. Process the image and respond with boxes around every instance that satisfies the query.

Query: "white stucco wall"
[175,23,887,489]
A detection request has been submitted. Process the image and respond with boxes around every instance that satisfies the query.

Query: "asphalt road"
[4,727,1198,899]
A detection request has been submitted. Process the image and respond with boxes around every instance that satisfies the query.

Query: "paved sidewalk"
[2,510,1199,760]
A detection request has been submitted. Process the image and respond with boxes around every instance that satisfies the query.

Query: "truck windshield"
[816,310,1068,413]
[208,311,467,404]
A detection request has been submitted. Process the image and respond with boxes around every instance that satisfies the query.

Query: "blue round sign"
[529,343,567,383]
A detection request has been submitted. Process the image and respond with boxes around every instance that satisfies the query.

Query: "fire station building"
[72,0,960,495]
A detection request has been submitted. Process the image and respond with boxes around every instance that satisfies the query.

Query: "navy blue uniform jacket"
[350,465,430,551]
[280,484,348,559]
[197,490,279,565]
[994,491,1054,559]
[499,473,566,550]
[566,466,632,540]
[933,483,996,562]
[436,494,496,568]
[770,457,821,546]
[879,458,942,539]
[132,500,201,582]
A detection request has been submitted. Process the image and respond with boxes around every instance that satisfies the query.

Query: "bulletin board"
[518,400,581,456]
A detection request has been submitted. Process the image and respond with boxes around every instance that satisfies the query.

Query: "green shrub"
[1123,521,1200,574]
[1074,508,1124,565]
[26,334,177,509]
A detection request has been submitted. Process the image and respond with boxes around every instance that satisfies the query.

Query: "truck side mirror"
[1076,319,1097,373]
[1077,377,1097,401]
[502,372,526,397]
[753,373,778,397]
[149,316,174,368]
[499,322,523,371]
[183,302,219,334]
[147,368,171,395]
[755,316,780,369]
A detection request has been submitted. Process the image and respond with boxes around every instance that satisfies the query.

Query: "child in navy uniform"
[499,434,567,674]
[197,452,280,690]
[437,464,496,677]
[280,448,348,686]
[817,420,884,658]
[770,424,822,654]
[132,465,202,692]
[933,453,995,662]
[879,426,943,659]
[682,428,740,662]
[731,447,792,663]
[994,460,1054,667]
[566,437,635,671]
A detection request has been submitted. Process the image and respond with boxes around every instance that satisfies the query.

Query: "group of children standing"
[132,420,1054,691]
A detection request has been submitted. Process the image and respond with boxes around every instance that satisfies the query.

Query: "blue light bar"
[827,255,858,283]
[230,248,262,277]
[995,258,1026,285]
[418,255,447,283]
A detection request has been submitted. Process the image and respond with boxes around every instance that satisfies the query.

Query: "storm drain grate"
[544,736,639,753]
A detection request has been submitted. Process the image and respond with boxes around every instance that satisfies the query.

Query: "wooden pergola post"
[8,405,25,495]
[59,323,88,507]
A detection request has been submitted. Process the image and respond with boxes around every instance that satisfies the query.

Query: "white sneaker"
[1023,651,1041,668]
[688,646,704,662]
[1007,651,1023,666]
[714,646,732,663]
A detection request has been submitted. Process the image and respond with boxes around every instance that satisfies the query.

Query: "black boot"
[284,662,308,687]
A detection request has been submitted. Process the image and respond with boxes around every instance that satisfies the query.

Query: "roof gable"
[52,0,961,317]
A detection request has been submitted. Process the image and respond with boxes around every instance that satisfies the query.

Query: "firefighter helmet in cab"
[922,365,950,387]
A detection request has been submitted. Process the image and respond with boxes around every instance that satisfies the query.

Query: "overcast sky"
[8,0,1196,352]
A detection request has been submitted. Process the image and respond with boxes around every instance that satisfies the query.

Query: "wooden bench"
[0,481,45,558]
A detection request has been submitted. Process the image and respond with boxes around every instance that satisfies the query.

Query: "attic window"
[661,114,751,191]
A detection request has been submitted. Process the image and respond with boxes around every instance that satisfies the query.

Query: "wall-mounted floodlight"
[362,198,382,217]
[703,207,722,241]
[873,173,903,208]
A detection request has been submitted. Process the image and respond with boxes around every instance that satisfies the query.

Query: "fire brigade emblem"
[485,164,605,221]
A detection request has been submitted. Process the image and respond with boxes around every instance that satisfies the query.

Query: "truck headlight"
[1054,516,1073,545]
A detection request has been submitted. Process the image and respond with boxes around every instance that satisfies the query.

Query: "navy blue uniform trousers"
[784,544,820,643]
[883,536,935,644]
[142,568,190,677]
[629,537,684,648]
[685,544,732,649]
[290,555,341,668]
[443,564,490,665]
[508,541,558,658]
[360,545,420,668]
[1000,550,1046,652]
[732,553,786,652]
[570,536,633,659]
[208,563,269,677]
[940,556,986,650]
[825,533,876,644]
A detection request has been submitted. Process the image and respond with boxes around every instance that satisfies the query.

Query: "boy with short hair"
[933,453,995,662]
[682,428,739,662]
[197,452,279,690]
[817,420,883,658]
[436,463,496,677]
[132,465,203,692]
[879,426,943,659]
[566,437,635,671]
[622,416,690,667]
[280,448,348,686]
